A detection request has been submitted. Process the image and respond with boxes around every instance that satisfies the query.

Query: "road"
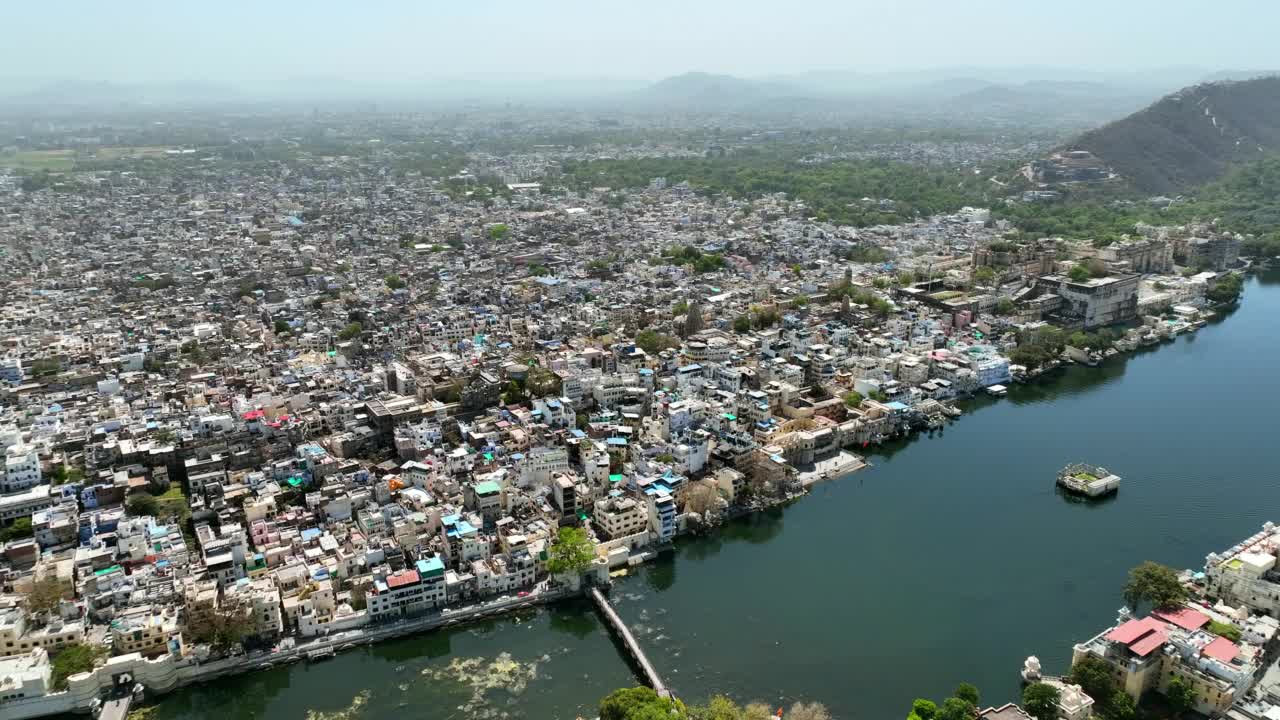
[226,581,572,674]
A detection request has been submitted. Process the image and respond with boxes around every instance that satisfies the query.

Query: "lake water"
[153,269,1280,720]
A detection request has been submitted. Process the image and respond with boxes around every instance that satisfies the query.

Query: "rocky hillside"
[1070,76,1280,194]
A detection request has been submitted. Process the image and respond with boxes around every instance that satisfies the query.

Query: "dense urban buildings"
[0,109,1255,720]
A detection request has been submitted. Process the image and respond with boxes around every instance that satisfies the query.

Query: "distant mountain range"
[1,67,1277,136]
[620,68,1280,127]
[1066,76,1280,193]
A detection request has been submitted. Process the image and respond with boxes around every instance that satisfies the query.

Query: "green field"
[0,150,75,171]
[1,146,177,171]
[87,146,173,161]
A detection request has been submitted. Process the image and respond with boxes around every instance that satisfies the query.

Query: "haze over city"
[2,0,1279,94]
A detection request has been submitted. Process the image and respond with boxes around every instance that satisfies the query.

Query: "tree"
[546,527,595,576]
[1022,683,1060,720]
[384,274,406,290]
[488,224,510,240]
[910,699,938,720]
[502,381,528,406]
[683,480,721,518]
[1206,273,1243,304]
[51,644,105,690]
[936,697,973,720]
[599,687,686,720]
[1165,676,1195,715]
[973,267,996,286]
[1108,691,1136,720]
[30,358,60,376]
[184,605,249,654]
[694,696,743,720]
[26,577,71,616]
[1068,264,1091,282]
[733,315,752,333]
[127,492,160,517]
[0,517,32,542]
[1069,656,1121,713]
[786,702,831,720]
[273,319,290,334]
[842,391,864,408]
[635,330,679,354]
[995,297,1016,316]
[1123,561,1187,612]
[337,322,363,340]
[955,683,979,708]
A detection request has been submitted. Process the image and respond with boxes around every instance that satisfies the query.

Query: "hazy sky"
[4,0,1278,86]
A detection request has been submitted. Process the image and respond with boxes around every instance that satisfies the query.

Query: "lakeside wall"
[0,584,581,720]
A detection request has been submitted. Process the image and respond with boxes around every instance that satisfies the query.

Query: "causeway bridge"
[589,587,671,699]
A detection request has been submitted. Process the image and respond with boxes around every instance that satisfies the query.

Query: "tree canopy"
[1022,682,1060,720]
[546,527,596,576]
[337,322,363,340]
[1165,676,1196,715]
[1122,561,1187,612]
[635,330,680,355]
[26,577,71,616]
[1206,273,1244,305]
[598,687,830,720]
[1069,655,1134,719]
[184,605,249,654]
[600,687,685,720]
[51,644,105,689]
[127,492,160,518]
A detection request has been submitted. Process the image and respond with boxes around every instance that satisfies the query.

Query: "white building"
[2,444,41,494]
[0,647,52,702]
[368,558,447,621]
[0,485,56,525]
[593,496,649,540]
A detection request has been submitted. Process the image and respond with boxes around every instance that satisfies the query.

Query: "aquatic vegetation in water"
[417,652,545,719]
[305,690,370,720]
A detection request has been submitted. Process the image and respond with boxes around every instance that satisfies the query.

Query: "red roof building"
[1202,636,1240,664]
[385,569,420,589]
[1154,607,1210,632]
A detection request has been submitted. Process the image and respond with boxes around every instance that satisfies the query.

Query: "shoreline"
[34,294,1248,720]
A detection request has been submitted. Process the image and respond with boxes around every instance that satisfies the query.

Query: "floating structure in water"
[1057,463,1121,497]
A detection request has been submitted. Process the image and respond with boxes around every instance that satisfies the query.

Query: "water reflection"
[642,555,677,592]
[548,599,601,639]
[367,627,453,662]
[1054,485,1120,508]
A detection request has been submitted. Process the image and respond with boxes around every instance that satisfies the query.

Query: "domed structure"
[1055,682,1095,720]
[1021,655,1041,682]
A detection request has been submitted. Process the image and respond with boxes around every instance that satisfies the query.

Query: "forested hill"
[1070,76,1280,194]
